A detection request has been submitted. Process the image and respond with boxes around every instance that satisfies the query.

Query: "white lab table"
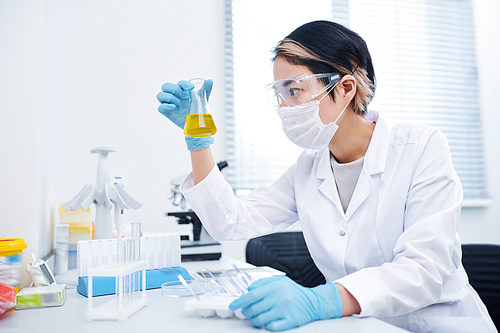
[0,256,408,332]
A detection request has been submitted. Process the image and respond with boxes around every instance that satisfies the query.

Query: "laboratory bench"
[0,255,408,332]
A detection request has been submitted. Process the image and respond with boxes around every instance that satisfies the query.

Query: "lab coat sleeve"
[180,163,299,241]
[336,128,463,318]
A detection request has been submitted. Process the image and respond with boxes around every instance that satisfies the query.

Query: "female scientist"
[157,21,496,332]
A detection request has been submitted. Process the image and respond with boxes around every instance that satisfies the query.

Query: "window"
[225,0,489,203]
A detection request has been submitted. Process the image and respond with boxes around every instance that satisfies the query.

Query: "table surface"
[0,256,408,333]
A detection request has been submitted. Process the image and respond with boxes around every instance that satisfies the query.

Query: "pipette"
[231,264,254,287]
[178,275,200,301]
[240,268,254,282]
[221,269,247,295]
[205,268,233,296]
[190,272,217,301]
[197,270,222,297]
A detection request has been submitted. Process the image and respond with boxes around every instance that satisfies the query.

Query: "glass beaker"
[183,78,217,138]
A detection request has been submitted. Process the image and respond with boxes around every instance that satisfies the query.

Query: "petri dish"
[161,280,206,298]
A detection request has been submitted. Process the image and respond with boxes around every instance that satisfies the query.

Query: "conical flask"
[183,78,217,138]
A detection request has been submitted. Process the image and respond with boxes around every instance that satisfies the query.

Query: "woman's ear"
[339,75,357,100]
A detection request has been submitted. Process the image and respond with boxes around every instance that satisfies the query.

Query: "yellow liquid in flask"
[184,113,217,138]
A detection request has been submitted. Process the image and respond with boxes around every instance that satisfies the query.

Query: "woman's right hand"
[157,79,214,130]
[156,79,215,151]
[157,80,195,129]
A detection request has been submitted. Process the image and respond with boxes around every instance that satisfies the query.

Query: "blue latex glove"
[229,276,342,331]
[156,79,214,151]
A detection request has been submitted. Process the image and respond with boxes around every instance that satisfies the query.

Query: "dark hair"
[273,20,376,114]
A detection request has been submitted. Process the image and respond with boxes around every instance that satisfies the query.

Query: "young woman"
[157,20,496,333]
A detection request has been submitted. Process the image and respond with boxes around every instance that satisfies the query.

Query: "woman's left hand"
[229,276,342,331]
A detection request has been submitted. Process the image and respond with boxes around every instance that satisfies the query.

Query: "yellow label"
[68,226,91,234]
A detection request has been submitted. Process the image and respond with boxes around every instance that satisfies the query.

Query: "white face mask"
[277,96,351,150]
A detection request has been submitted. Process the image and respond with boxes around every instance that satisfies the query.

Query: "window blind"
[225,0,489,202]
[224,0,334,195]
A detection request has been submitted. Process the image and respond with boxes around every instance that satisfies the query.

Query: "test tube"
[116,239,124,308]
[91,241,99,268]
[131,223,141,298]
[117,239,125,264]
[131,223,141,261]
[129,239,135,301]
[107,239,113,265]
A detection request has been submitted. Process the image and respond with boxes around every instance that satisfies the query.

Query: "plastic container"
[184,294,247,319]
[0,238,27,293]
[55,225,69,275]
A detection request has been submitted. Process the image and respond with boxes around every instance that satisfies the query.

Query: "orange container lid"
[0,238,27,254]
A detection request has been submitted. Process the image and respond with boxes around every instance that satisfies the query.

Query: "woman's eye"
[288,87,301,97]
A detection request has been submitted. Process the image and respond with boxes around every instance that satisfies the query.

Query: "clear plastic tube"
[206,268,233,296]
[117,239,124,264]
[125,239,131,303]
[191,272,217,301]
[131,223,141,298]
[221,269,247,295]
[116,240,124,307]
[131,222,141,258]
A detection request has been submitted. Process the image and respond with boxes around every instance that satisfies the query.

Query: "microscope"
[166,161,228,261]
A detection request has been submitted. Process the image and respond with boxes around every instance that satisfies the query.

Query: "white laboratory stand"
[85,260,147,322]
[2,256,408,333]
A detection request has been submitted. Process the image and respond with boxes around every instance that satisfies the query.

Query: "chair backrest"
[246,231,326,288]
[461,244,500,330]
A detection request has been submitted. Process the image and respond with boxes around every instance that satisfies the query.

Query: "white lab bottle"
[55,225,69,275]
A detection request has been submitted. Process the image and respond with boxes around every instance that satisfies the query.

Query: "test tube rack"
[77,234,181,277]
[85,260,147,322]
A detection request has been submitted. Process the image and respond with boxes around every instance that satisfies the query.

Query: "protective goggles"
[265,73,341,110]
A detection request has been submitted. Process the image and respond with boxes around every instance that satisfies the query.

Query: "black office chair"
[246,231,326,288]
[461,244,500,330]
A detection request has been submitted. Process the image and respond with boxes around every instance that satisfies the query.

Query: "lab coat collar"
[363,110,391,175]
[315,111,392,218]
[316,149,343,215]
[316,111,391,179]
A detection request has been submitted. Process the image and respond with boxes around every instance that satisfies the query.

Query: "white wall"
[1,0,499,289]
[0,1,43,289]
[0,0,228,288]
[35,0,227,245]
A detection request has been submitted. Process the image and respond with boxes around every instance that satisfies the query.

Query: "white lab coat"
[181,111,497,333]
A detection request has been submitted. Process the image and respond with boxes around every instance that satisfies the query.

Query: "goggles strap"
[317,82,338,103]
[351,64,359,75]
[319,71,354,123]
